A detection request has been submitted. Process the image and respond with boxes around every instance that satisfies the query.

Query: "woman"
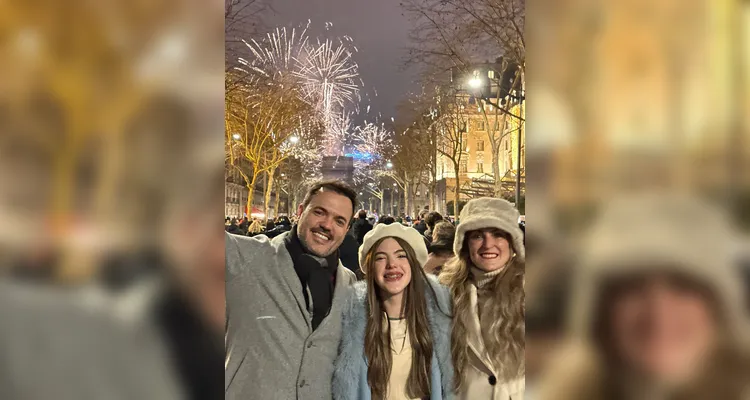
[333,223,455,400]
[440,198,525,399]
[424,221,456,276]
[247,219,264,236]
[536,195,750,400]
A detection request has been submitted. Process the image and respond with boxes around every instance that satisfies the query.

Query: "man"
[413,209,429,235]
[238,217,250,235]
[349,209,372,245]
[226,218,241,235]
[225,180,358,400]
[423,211,443,244]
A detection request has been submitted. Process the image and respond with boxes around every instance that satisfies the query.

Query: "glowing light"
[468,77,482,89]
[386,161,393,169]
[232,133,241,140]
[289,135,300,144]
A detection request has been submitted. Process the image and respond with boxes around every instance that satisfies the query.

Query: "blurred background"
[525,0,750,398]
[0,0,225,398]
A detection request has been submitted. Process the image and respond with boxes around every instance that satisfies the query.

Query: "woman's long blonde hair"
[439,232,525,390]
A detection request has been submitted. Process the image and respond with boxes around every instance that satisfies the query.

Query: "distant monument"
[321,156,354,185]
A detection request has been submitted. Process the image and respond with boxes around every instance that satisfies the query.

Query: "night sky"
[265,0,417,126]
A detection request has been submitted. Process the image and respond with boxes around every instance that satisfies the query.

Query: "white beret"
[358,223,429,275]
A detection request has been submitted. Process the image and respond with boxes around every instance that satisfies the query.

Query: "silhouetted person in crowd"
[423,221,456,275]
[226,218,242,235]
[349,210,373,245]
[413,209,428,235]
[423,211,443,244]
[377,216,396,225]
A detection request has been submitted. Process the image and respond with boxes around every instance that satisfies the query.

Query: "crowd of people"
[225,215,296,238]
[226,179,526,399]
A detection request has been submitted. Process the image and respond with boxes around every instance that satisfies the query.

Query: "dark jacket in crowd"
[226,223,242,235]
[349,217,373,245]
[264,220,292,239]
[238,219,250,235]
[414,220,428,235]
[424,229,433,244]
[338,234,360,275]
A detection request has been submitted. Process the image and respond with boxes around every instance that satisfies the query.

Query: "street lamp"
[232,133,241,140]
[468,77,482,89]
[289,135,300,144]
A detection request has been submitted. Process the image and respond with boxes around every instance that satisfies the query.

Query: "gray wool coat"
[332,275,456,400]
[225,231,357,400]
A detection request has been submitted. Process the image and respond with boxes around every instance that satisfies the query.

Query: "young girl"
[440,198,525,399]
[333,223,455,400]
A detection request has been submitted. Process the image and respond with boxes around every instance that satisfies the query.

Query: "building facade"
[435,95,525,215]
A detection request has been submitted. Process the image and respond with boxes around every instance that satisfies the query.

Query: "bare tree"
[225,0,270,72]
[401,0,526,198]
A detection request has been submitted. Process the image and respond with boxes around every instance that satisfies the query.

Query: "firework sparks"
[294,35,360,155]
[350,121,393,184]
[234,21,363,158]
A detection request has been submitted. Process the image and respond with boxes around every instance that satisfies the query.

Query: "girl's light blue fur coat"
[332,275,455,400]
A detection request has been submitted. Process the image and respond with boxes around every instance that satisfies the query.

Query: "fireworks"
[238,25,309,84]
[236,21,362,157]
[294,37,361,155]
[350,121,394,184]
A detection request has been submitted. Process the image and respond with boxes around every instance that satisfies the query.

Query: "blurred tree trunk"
[264,167,276,219]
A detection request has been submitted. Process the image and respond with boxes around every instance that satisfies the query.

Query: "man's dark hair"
[425,211,443,230]
[357,210,368,219]
[300,180,358,218]
[418,209,429,220]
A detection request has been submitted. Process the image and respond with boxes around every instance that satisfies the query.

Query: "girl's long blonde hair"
[439,232,525,390]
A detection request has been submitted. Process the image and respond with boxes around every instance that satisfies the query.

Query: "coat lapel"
[467,283,496,375]
[272,233,312,331]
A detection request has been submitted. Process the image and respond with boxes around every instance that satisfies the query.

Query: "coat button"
[307,342,313,348]
[488,375,497,386]
[299,380,306,388]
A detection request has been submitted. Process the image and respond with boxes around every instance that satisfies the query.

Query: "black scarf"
[284,226,339,331]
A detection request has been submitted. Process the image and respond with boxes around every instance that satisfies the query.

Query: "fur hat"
[454,197,525,262]
[571,193,748,346]
[358,223,429,275]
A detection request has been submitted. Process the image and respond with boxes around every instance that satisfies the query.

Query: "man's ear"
[297,204,304,217]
